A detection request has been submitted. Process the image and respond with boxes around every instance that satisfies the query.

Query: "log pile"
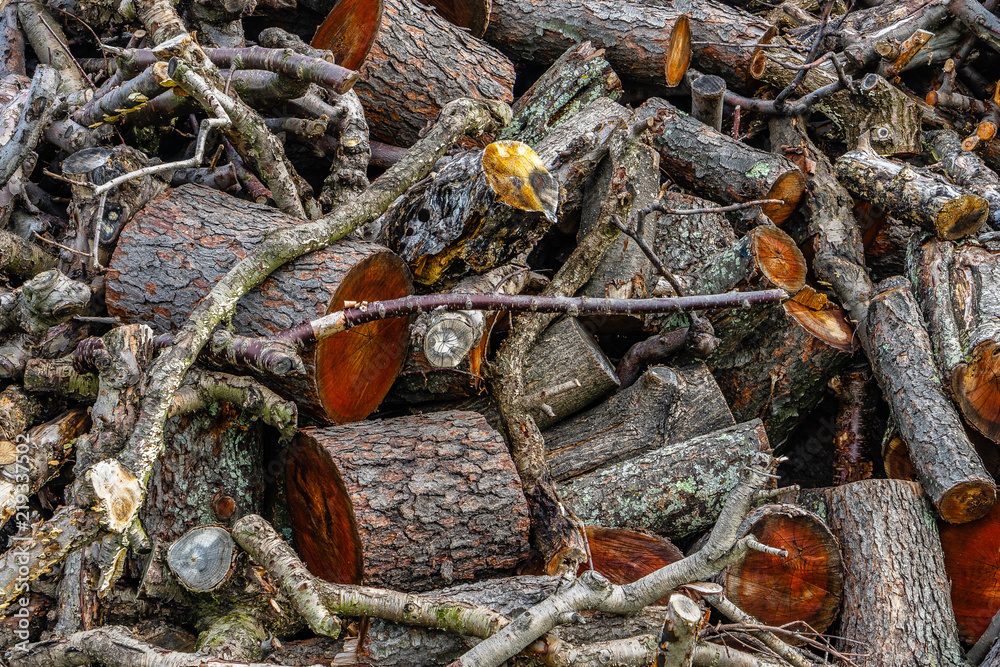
[4,0,1000,665]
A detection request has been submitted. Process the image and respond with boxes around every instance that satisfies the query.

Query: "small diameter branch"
[969,607,1000,665]
[280,290,787,346]
[108,45,358,93]
[0,229,56,278]
[706,595,822,667]
[448,454,778,667]
[72,61,174,127]
[6,626,321,667]
[0,66,60,185]
[168,368,297,441]
[232,514,508,640]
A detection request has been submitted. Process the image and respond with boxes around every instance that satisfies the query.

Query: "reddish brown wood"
[106,185,413,423]
[719,504,842,640]
[286,411,530,591]
[349,0,515,145]
[939,502,1000,644]
[311,0,383,71]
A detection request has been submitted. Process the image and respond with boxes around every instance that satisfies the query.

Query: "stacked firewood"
[2,0,1000,664]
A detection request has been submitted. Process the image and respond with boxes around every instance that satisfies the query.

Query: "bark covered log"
[544,363,734,482]
[484,0,774,92]
[523,316,620,429]
[909,237,1000,444]
[560,419,773,540]
[860,275,995,523]
[286,410,530,591]
[836,134,987,240]
[345,0,515,146]
[710,288,855,448]
[638,98,805,225]
[925,129,1000,230]
[804,480,966,667]
[106,184,413,423]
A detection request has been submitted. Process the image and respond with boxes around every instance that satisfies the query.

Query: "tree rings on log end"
[311,0,383,72]
[315,251,413,424]
[422,0,491,37]
[720,504,843,640]
[938,478,996,525]
[763,169,806,226]
[883,435,918,481]
[954,343,1000,445]
[287,412,530,591]
[751,225,807,295]
[784,290,855,353]
[664,14,691,87]
[285,433,364,586]
[936,194,988,241]
[940,501,1000,643]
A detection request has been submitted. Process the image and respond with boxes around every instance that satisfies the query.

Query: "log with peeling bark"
[286,411,530,591]
[637,98,805,225]
[802,480,966,667]
[837,134,988,240]
[560,419,773,540]
[859,275,995,523]
[498,41,622,147]
[484,0,774,92]
[909,237,1000,444]
[322,0,515,146]
[106,184,413,423]
[717,503,842,641]
[544,363,734,482]
[710,287,856,448]
[830,367,876,485]
[939,501,1000,646]
[376,140,557,286]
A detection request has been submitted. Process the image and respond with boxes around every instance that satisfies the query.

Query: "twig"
[280,290,787,346]
[706,594,826,667]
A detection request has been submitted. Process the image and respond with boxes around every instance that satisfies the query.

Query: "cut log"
[638,98,805,225]
[804,480,966,667]
[310,0,383,71]
[524,316,620,429]
[939,501,1000,645]
[286,411,530,591]
[386,265,533,404]
[343,0,515,145]
[718,504,842,640]
[909,236,1000,443]
[375,141,557,286]
[483,0,774,92]
[925,129,1000,229]
[710,287,855,448]
[859,275,995,523]
[836,134,987,240]
[544,363,735,482]
[106,184,413,423]
[560,419,773,540]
